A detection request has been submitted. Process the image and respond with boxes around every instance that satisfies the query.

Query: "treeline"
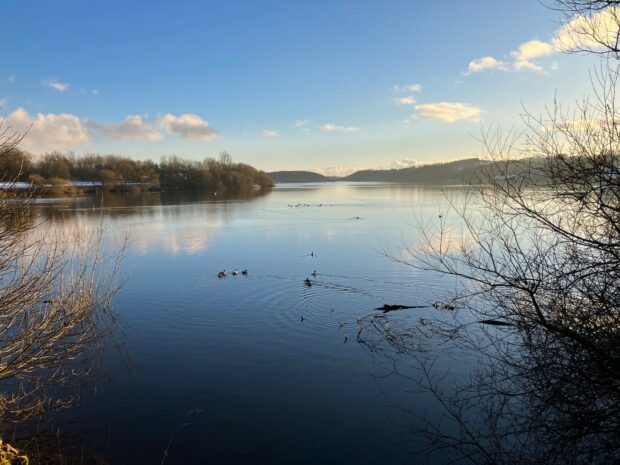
[0,149,274,195]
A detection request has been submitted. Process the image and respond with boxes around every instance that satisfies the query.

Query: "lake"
[28,183,477,464]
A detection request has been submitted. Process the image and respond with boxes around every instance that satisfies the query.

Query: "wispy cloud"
[79,88,101,96]
[414,102,482,123]
[320,123,359,133]
[43,78,70,92]
[262,129,280,138]
[395,95,417,106]
[294,119,311,131]
[542,118,606,133]
[7,74,16,84]
[394,83,422,93]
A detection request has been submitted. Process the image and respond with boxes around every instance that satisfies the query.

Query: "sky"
[0,0,606,175]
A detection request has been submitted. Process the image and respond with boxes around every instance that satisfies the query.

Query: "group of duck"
[217,269,248,278]
[287,203,333,208]
[304,270,318,287]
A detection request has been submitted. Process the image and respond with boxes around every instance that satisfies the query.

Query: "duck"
[311,270,317,277]
[217,269,227,278]
[304,278,312,287]
[241,269,248,275]
[232,269,238,276]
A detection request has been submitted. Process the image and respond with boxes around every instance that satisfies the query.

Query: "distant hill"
[270,158,488,184]
[268,171,333,183]
[343,158,485,183]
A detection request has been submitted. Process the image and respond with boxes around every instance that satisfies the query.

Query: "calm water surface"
[34,183,475,464]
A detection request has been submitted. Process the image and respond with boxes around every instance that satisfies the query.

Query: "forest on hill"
[269,158,490,184]
[267,171,333,183]
[269,157,547,184]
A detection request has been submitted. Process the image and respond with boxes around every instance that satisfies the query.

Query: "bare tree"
[548,0,620,56]
[218,151,233,167]
[0,122,127,426]
[356,65,620,465]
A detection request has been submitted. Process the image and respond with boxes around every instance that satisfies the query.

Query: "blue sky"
[0,0,601,174]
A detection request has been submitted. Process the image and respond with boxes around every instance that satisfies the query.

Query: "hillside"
[268,171,332,183]
[270,158,487,184]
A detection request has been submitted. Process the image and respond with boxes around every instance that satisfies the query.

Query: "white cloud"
[511,39,555,72]
[467,56,509,73]
[262,129,280,137]
[468,7,620,75]
[378,158,418,170]
[44,79,70,92]
[92,89,100,95]
[6,107,90,152]
[320,123,359,133]
[316,159,418,177]
[414,102,482,123]
[88,115,164,141]
[156,113,221,140]
[395,95,417,106]
[553,6,620,53]
[468,40,555,75]
[3,108,222,153]
[513,39,555,61]
[315,165,363,177]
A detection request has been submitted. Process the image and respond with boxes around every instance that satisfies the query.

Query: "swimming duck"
[241,269,248,275]
[311,270,317,277]
[304,278,312,287]
[217,269,227,278]
[232,269,238,276]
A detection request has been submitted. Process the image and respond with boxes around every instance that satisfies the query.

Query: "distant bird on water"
[311,270,317,277]
[232,269,238,276]
[241,269,248,275]
[304,278,312,287]
[217,269,227,278]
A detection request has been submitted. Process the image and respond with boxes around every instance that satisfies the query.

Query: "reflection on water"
[21,184,473,464]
